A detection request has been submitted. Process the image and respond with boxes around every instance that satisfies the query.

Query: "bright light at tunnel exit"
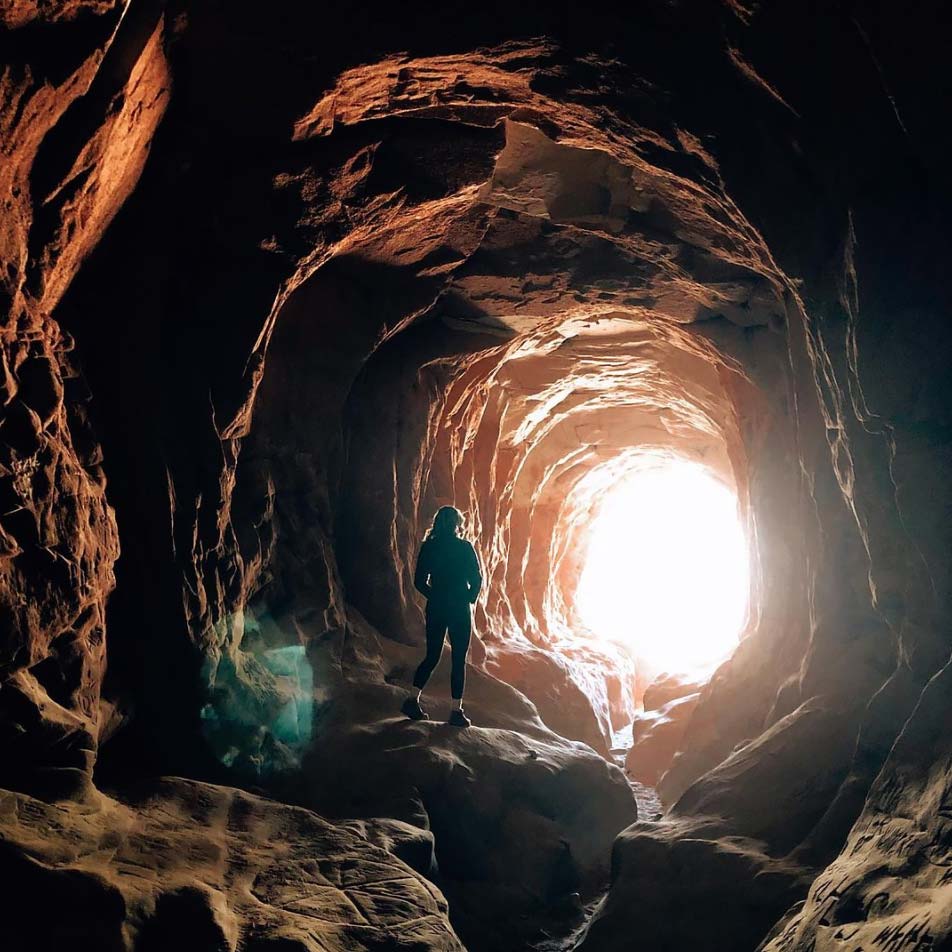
[576,460,749,678]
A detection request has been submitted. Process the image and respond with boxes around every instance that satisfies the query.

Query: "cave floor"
[611,733,663,820]
[626,779,662,821]
[526,752,663,952]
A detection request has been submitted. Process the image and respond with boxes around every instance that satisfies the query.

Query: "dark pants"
[413,600,472,699]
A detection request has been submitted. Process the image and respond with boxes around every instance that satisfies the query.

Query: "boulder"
[582,696,863,948]
[669,697,860,856]
[301,626,638,952]
[0,776,463,952]
[577,816,810,952]
[484,639,614,755]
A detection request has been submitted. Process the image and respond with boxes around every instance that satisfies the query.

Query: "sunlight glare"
[576,460,748,677]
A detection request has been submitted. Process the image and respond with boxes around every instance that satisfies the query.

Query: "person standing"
[401,506,481,727]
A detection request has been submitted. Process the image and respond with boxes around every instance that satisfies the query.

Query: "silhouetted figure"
[402,506,482,727]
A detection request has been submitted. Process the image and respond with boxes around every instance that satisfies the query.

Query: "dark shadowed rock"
[578,816,811,952]
[760,659,952,951]
[301,622,638,952]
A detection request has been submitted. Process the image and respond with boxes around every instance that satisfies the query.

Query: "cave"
[2,2,951,951]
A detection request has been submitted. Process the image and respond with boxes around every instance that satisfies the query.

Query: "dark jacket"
[414,534,482,606]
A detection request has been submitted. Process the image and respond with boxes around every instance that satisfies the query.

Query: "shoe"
[448,709,471,728]
[401,697,429,721]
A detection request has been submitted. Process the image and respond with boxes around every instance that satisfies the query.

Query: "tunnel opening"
[320,295,773,777]
[574,454,749,682]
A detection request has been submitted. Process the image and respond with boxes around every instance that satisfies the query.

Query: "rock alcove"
[2,3,951,952]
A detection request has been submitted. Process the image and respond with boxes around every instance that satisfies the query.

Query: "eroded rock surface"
[578,816,811,952]
[761,659,952,951]
[0,776,463,952]
[301,618,638,951]
[0,0,167,798]
[484,638,630,755]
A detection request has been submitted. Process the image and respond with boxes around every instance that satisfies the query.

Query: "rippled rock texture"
[2,777,464,952]
[2,1,951,950]
[1,0,166,799]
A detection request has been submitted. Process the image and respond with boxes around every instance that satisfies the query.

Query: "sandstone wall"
[0,0,167,796]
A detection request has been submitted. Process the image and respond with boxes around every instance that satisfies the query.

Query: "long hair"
[425,505,465,542]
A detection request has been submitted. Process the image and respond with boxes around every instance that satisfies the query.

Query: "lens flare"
[576,460,748,677]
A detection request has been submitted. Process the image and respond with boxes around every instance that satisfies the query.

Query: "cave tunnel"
[2,2,952,951]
